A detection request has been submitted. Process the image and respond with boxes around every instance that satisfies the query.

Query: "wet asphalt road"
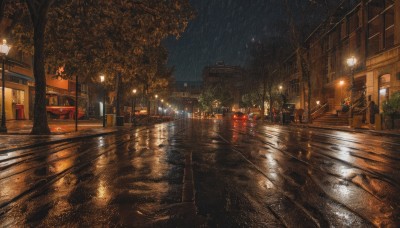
[0,118,399,227]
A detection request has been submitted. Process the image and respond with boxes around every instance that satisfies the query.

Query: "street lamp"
[154,94,158,116]
[339,80,344,105]
[346,56,357,119]
[132,89,137,126]
[161,99,164,117]
[0,39,11,133]
[100,75,106,127]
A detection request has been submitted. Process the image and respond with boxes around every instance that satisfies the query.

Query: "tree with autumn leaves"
[1,0,194,134]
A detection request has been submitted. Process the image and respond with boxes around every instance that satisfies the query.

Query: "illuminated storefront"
[0,69,31,120]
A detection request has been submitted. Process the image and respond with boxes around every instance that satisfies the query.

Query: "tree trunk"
[75,75,78,131]
[31,5,51,135]
[307,72,312,123]
[302,56,312,124]
[267,87,273,122]
[144,84,150,117]
[261,95,265,119]
[115,72,121,116]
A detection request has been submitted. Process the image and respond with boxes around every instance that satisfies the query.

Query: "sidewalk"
[0,118,174,152]
[0,119,135,153]
[290,122,400,137]
[5,119,105,134]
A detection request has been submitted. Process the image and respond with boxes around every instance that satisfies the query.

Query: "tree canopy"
[243,36,290,117]
[1,0,194,134]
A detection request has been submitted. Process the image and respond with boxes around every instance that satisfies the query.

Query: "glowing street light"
[160,99,164,116]
[346,56,357,68]
[0,39,11,133]
[154,94,158,115]
[346,56,357,120]
[132,89,137,126]
[339,80,344,105]
[100,75,106,127]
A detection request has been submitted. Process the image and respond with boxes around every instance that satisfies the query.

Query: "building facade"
[1,41,88,120]
[171,81,202,115]
[282,0,400,124]
[202,61,245,111]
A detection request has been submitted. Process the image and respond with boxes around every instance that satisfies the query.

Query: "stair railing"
[349,94,367,115]
[311,102,328,120]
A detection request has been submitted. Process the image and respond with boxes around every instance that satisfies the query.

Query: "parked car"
[232,112,247,121]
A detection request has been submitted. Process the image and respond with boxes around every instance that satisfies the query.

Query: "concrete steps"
[313,112,349,126]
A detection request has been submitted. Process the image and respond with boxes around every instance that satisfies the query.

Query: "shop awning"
[7,71,34,81]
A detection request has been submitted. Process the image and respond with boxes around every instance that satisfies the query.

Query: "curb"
[0,127,132,154]
[0,120,176,153]
[290,123,400,137]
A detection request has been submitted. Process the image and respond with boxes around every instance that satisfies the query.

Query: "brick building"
[282,0,400,124]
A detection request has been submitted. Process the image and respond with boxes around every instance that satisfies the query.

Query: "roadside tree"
[244,36,289,120]
[2,0,194,134]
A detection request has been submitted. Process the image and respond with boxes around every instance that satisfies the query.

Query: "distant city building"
[171,81,202,114]
[202,61,245,111]
[173,81,202,98]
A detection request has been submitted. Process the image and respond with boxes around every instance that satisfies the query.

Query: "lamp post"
[0,39,11,133]
[154,94,158,116]
[132,89,137,126]
[100,75,106,127]
[339,80,344,105]
[346,56,357,120]
[75,74,79,132]
[279,85,284,125]
[161,99,164,117]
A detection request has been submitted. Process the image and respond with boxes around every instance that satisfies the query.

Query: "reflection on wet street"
[189,119,400,227]
[0,122,187,227]
[0,118,399,227]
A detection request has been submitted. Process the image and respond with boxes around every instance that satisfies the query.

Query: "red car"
[232,112,247,120]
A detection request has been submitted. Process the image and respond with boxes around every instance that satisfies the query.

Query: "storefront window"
[378,74,390,112]
[12,90,24,104]
[0,88,25,119]
[46,94,59,106]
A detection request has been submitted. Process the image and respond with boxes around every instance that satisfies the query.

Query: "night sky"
[164,0,286,82]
